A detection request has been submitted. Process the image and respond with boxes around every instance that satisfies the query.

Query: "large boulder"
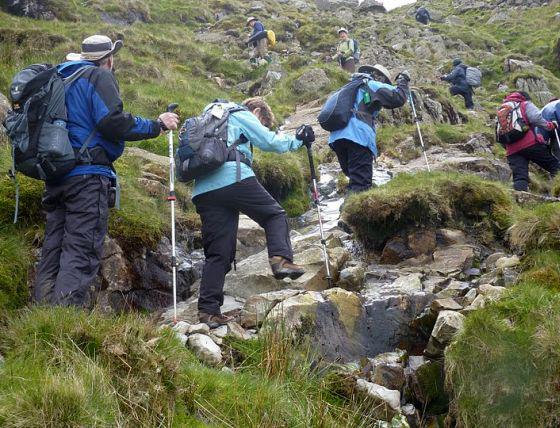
[3,0,57,19]
[239,289,301,328]
[292,68,330,95]
[265,288,372,361]
[223,232,349,299]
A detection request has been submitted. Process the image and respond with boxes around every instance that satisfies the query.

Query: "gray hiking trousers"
[34,174,110,307]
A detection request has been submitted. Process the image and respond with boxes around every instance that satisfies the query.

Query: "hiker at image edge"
[415,6,431,25]
[246,16,271,65]
[496,92,560,192]
[441,58,476,110]
[319,64,410,193]
[32,35,179,307]
[333,27,360,73]
[177,98,315,328]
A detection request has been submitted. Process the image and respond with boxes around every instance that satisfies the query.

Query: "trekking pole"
[408,92,431,172]
[305,144,333,288]
[166,103,179,324]
[553,128,560,161]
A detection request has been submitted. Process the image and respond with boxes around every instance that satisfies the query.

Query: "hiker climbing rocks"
[319,64,410,193]
[32,35,179,306]
[247,16,270,65]
[182,98,313,328]
[441,58,475,110]
[496,91,559,191]
[333,28,360,73]
[415,6,431,25]
[539,98,560,160]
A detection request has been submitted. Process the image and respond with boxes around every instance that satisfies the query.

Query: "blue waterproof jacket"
[193,102,302,198]
[57,60,160,180]
[442,64,470,92]
[328,78,407,157]
[537,99,560,141]
[250,21,266,47]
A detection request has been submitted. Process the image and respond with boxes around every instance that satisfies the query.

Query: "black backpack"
[3,64,94,181]
[318,76,376,132]
[175,102,250,182]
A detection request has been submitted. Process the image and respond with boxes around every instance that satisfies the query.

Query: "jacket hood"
[504,92,528,103]
[57,60,97,78]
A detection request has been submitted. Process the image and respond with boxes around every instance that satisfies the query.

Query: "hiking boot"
[269,256,305,280]
[198,312,234,329]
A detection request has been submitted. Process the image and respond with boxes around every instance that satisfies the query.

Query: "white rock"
[172,321,191,335]
[355,379,401,411]
[478,284,506,301]
[431,310,465,345]
[211,325,228,338]
[471,294,487,309]
[495,255,520,270]
[174,332,188,346]
[187,323,211,335]
[188,334,222,366]
[464,288,477,304]
[227,322,251,340]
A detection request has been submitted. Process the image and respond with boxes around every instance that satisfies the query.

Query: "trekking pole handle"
[167,103,179,113]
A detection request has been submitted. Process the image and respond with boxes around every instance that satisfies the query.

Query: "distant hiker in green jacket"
[333,28,359,73]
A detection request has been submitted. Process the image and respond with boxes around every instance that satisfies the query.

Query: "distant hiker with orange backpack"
[496,91,559,191]
[247,16,271,64]
[333,28,360,73]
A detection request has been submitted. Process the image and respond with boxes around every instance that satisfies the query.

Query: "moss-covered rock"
[342,172,513,250]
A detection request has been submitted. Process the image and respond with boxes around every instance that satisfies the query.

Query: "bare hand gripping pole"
[408,92,431,172]
[305,144,333,288]
[166,103,179,323]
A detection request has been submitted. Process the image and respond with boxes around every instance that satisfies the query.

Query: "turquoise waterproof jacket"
[192,103,302,198]
[328,79,401,157]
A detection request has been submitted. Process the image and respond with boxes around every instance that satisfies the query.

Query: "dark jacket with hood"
[503,92,555,156]
[57,60,160,180]
[442,64,470,92]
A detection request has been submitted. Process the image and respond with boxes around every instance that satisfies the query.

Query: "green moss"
[446,281,560,427]
[342,171,513,249]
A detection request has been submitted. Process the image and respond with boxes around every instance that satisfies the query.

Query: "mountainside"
[1,0,560,426]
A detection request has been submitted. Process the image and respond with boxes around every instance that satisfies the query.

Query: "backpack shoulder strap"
[62,65,96,87]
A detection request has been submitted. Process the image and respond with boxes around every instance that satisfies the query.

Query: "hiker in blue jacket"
[441,58,474,109]
[33,35,179,307]
[538,98,560,161]
[247,16,270,64]
[192,98,314,327]
[415,6,431,25]
[329,64,410,193]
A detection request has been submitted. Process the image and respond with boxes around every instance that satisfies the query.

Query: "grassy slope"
[0,307,382,427]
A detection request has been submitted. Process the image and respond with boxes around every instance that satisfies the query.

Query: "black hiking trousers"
[507,144,560,191]
[34,175,110,307]
[193,177,294,315]
[331,139,373,193]
[450,85,474,109]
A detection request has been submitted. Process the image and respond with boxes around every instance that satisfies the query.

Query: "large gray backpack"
[3,64,94,222]
[465,66,482,87]
[175,102,249,182]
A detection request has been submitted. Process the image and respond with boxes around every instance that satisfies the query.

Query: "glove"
[552,120,558,129]
[295,124,315,147]
[395,70,411,83]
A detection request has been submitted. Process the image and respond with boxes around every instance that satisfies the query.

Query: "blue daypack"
[317,77,374,132]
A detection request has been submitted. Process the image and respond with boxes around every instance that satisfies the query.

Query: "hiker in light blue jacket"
[192,97,315,327]
[329,64,410,192]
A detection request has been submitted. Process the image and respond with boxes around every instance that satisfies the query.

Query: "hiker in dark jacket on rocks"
[328,64,410,193]
[502,92,559,191]
[415,6,431,25]
[441,58,474,110]
[33,35,179,307]
[192,98,314,327]
[247,16,269,64]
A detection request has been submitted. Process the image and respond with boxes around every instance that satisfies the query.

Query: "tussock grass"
[0,308,389,427]
[446,281,560,427]
[507,202,560,252]
[0,226,31,310]
[342,171,513,249]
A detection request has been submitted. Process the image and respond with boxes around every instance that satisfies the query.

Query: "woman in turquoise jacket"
[192,98,315,327]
